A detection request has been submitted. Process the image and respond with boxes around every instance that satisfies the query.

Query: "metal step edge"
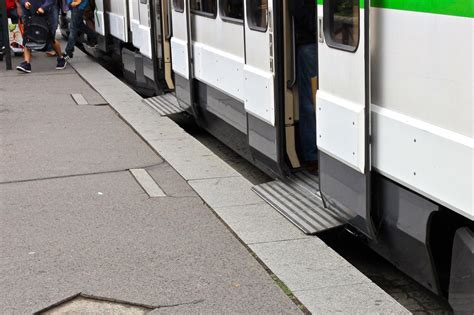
[143,95,182,116]
[253,181,346,235]
[253,186,316,235]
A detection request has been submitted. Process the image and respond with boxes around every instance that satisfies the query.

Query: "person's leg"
[17,47,32,72]
[78,17,97,45]
[55,39,67,69]
[296,43,318,164]
[52,40,63,56]
[46,5,59,54]
[23,47,31,62]
[17,5,32,72]
[65,8,83,58]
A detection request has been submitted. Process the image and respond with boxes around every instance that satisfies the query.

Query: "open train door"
[95,0,106,36]
[317,0,375,238]
[242,0,281,167]
[170,0,193,109]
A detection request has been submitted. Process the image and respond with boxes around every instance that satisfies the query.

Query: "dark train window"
[324,0,360,51]
[190,0,217,17]
[246,0,268,32]
[220,0,244,22]
[173,0,184,12]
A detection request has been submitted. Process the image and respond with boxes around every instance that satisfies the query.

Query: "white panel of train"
[129,0,152,58]
[170,0,189,79]
[369,7,474,220]
[95,0,106,35]
[104,0,129,42]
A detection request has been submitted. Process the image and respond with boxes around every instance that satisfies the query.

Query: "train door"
[129,0,152,58]
[106,0,129,42]
[170,0,193,107]
[317,0,375,237]
[95,0,107,36]
[243,0,280,165]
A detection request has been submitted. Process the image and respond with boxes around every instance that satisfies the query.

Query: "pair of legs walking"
[17,5,66,73]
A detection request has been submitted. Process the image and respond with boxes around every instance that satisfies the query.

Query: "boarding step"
[252,171,348,235]
[143,94,183,116]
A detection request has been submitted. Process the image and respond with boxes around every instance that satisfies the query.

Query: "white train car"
[86,0,473,311]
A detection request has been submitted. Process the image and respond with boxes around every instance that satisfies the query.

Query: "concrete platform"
[68,50,410,314]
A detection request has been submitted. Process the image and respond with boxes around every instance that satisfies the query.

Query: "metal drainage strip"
[35,294,157,314]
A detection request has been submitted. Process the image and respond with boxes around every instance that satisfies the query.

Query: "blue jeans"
[297,43,318,162]
[45,5,59,51]
[65,7,97,56]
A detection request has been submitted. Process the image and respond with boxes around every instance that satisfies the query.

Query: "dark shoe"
[16,61,31,73]
[306,160,319,175]
[86,41,97,48]
[56,57,67,70]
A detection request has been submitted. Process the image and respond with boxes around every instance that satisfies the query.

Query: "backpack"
[23,14,50,50]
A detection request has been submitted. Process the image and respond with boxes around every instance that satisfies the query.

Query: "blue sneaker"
[56,57,67,70]
[16,61,31,73]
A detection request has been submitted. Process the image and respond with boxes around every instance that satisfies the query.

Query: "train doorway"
[282,0,319,175]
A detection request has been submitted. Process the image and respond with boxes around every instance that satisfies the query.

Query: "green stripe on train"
[316,0,473,18]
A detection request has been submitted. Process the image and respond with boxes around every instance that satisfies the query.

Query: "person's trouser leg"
[79,17,97,43]
[65,8,83,56]
[296,43,318,163]
[46,5,59,52]
[21,5,32,63]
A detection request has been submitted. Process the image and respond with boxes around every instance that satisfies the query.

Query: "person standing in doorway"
[289,0,318,174]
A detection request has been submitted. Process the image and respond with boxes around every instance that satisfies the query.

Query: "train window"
[190,0,217,17]
[220,0,244,23]
[246,0,268,32]
[173,0,184,12]
[324,0,360,51]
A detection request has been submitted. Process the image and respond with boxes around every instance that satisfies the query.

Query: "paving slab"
[145,163,197,198]
[295,284,411,314]
[0,170,301,314]
[250,238,374,291]
[189,176,266,208]
[213,203,309,245]
[130,168,166,197]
